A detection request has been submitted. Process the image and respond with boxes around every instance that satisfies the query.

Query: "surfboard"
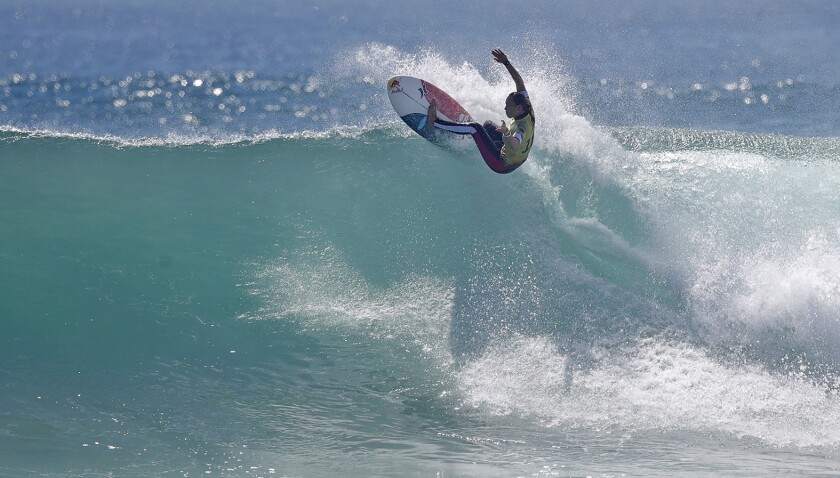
[387,76,473,144]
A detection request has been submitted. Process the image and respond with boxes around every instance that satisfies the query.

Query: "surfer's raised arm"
[492,49,525,93]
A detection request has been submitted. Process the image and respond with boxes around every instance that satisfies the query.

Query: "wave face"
[2,117,840,476]
[3,1,840,476]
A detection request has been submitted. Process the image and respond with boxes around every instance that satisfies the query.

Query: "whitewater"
[2,1,840,477]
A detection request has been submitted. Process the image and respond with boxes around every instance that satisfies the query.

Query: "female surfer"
[425,49,534,174]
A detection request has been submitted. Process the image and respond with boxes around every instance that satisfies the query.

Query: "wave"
[4,48,840,450]
[154,120,839,447]
[5,110,840,356]
[612,126,840,160]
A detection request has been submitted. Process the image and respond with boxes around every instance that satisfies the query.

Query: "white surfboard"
[387,76,473,144]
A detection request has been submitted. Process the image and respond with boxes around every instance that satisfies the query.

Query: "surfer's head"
[505,92,532,120]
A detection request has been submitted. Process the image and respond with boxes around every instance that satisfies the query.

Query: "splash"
[246,241,456,366]
[458,335,840,448]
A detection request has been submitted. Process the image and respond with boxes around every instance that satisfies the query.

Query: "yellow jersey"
[501,109,534,166]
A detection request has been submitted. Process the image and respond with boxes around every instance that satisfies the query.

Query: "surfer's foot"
[426,99,437,130]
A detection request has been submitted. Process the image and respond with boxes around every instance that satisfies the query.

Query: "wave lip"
[0,123,401,148]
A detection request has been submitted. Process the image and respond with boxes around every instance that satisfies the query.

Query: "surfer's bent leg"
[482,121,504,149]
[471,122,510,174]
[432,119,512,174]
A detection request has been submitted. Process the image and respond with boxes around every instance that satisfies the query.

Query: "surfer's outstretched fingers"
[492,49,508,64]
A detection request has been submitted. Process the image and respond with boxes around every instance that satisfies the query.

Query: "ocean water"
[2,1,840,477]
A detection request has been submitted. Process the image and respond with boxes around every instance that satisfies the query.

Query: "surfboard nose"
[387,77,402,94]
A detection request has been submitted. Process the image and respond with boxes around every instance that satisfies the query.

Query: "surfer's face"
[504,96,523,118]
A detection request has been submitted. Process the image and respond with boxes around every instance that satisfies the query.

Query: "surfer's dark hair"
[508,91,534,122]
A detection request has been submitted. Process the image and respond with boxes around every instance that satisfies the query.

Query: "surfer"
[426,49,534,174]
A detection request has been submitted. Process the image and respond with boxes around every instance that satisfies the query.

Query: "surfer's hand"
[426,99,437,130]
[496,120,508,134]
[492,49,509,65]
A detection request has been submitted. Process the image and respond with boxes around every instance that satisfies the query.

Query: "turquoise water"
[2,1,840,476]
[3,126,839,476]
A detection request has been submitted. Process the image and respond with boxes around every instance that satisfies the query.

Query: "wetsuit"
[431,92,534,174]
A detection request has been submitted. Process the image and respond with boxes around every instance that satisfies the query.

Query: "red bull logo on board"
[388,78,403,94]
